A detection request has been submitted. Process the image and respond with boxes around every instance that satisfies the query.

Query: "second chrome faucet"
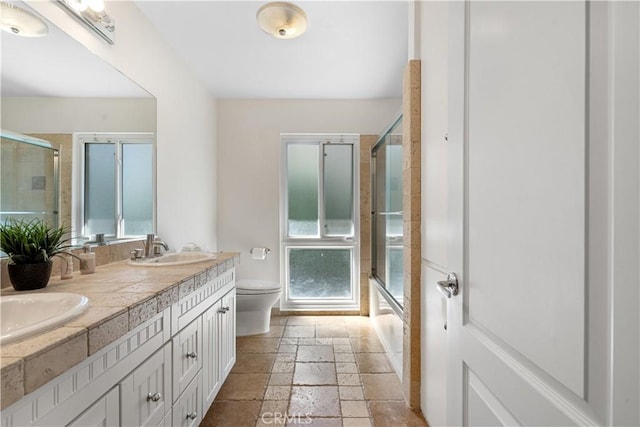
[144,233,169,258]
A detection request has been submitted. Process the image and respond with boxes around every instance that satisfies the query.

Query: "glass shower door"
[1,132,59,227]
[372,117,404,307]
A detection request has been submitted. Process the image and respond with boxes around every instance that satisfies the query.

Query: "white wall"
[217,99,400,282]
[27,2,219,250]
[0,97,156,133]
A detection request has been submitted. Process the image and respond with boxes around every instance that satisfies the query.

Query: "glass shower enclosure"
[1,130,60,228]
[371,116,404,307]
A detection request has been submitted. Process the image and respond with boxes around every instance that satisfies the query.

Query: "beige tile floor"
[201,315,428,427]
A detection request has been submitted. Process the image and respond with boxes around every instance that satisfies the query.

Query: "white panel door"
[202,300,222,412]
[446,1,600,425]
[219,289,236,379]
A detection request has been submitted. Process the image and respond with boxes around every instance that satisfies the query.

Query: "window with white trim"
[281,134,360,311]
[75,133,154,240]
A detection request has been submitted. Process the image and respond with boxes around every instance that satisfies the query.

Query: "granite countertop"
[0,252,239,410]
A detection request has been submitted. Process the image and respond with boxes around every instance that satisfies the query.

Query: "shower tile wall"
[1,139,54,220]
[359,135,377,316]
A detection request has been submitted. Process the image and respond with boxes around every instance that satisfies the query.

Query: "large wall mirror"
[1,0,157,246]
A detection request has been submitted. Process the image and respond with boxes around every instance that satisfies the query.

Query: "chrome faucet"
[144,234,155,258]
[144,234,169,257]
[152,238,169,256]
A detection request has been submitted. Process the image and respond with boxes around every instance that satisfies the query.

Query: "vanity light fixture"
[0,2,48,37]
[57,0,115,44]
[256,1,307,40]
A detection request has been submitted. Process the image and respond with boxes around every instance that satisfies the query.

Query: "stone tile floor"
[201,315,428,427]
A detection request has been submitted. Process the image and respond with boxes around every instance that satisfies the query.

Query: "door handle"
[436,273,459,299]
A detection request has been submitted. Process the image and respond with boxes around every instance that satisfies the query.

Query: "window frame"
[280,134,360,311]
[73,132,156,241]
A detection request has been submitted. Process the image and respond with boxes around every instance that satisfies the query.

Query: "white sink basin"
[1,293,90,345]
[128,251,217,267]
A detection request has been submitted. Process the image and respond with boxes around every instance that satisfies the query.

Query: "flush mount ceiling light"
[256,2,307,40]
[0,2,48,37]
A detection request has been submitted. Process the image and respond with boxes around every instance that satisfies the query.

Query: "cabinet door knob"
[186,351,198,359]
[223,306,230,312]
[146,392,162,402]
[186,412,198,420]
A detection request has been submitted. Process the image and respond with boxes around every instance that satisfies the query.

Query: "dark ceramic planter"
[7,261,53,291]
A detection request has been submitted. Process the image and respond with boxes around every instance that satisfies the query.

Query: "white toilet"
[235,279,282,336]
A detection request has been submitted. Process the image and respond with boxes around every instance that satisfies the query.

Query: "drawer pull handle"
[146,392,162,402]
[186,351,198,359]
[186,412,198,420]
[217,306,230,314]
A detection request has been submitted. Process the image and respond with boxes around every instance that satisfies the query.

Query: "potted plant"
[0,218,73,291]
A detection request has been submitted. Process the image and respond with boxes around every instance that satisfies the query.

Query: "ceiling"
[1,1,408,99]
[134,1,408,99]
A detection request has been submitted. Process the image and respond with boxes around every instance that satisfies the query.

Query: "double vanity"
[0,251,239,427]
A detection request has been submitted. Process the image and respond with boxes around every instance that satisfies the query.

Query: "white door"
[202,301,222,411]
[445,1,638,425]
[219,289,236,378]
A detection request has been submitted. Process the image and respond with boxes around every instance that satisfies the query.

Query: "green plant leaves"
[0,219,73,265]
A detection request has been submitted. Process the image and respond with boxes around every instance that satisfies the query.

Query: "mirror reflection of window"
[1,5,158,247]
[121,143,153,236]
[79,134,154,239]
[85,143,116,236]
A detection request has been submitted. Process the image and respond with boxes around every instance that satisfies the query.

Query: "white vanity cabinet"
[202,299,222,410]
[67,387,119,427]
[120,343,172,427]
[1,264,237,427]
[202,288,236,411]
[219,289,236,379]
[172,373,202,427]
[172,317,203,403]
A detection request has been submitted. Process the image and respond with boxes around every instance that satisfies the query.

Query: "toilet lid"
[236,279,281,294]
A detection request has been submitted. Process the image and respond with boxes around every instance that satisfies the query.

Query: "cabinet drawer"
[172,373,202,427]
[156,410,172,427]
[67,386,119,427]
[172,317,203,402]
[121,343,171,427]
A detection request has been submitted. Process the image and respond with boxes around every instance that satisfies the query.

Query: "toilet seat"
[236,279,281,295]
